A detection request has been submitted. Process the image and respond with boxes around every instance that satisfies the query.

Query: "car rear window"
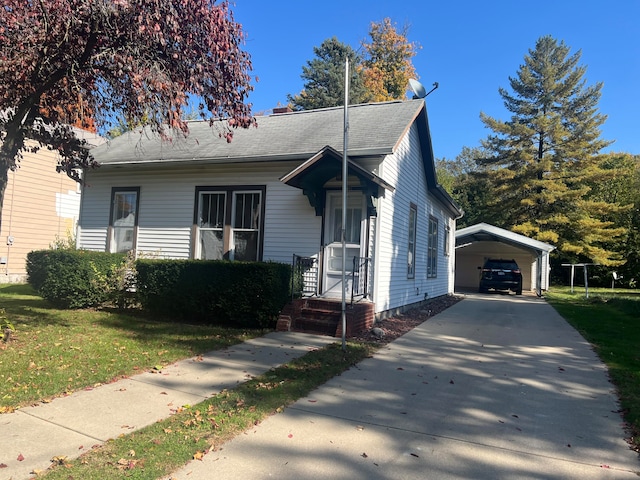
[485,261,519,270]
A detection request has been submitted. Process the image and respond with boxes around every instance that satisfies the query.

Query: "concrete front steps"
[277,298,374,338]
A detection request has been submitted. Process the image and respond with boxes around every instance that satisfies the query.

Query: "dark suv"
[478,259,523,295]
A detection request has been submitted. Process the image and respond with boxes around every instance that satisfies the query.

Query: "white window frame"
[194,186,265,261]
[109,187,139,253]
[230,190,262,261]
[197,190,227,260]
[444,224,451,257]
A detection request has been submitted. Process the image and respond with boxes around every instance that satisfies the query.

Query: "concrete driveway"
[167,293,640,479]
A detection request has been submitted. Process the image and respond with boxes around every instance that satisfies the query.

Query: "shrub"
[26,250,126,308]
[136,260,291,329]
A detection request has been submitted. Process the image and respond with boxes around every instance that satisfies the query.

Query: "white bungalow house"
[76,99,462,334]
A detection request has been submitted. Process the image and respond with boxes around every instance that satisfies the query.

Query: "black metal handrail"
[291,254,318,300]
[351,256,371,303]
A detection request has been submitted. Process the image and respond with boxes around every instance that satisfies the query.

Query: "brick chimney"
[272,106,293,114]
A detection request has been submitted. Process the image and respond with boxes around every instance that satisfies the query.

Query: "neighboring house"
[0,130,104,283]
[454,222,555,295]
[76,99,462,326]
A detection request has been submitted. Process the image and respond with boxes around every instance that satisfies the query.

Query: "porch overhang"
[280,145,394,216]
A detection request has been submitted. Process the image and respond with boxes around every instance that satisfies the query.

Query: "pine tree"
[479,35,627,265]
[287,38,370,110]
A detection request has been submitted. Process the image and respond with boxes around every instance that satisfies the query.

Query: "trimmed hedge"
[26,250,126,308]
[136,259,291,328]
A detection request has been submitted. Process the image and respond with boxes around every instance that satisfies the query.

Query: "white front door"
[323,192,365,297]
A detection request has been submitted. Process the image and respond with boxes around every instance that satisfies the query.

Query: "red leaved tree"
[0,0,254,225]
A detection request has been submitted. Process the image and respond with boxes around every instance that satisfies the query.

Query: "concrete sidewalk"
[0,332,336,480]
[167,294,640,479]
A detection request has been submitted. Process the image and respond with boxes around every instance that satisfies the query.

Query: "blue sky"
[231,0,639,160]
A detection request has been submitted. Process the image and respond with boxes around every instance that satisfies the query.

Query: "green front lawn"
[0,283,377,479]
[0,284,261,411]
[546,286,640,451]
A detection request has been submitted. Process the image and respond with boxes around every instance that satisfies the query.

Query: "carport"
[455,223,555,295]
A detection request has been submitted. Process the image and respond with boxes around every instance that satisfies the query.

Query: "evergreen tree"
[479,35,627,265]
[436,147,496,228]
[361,18,418,102]
[287,38,370,110]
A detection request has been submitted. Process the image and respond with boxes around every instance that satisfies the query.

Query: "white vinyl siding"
[374,124,454,313]
[78,163,321,263]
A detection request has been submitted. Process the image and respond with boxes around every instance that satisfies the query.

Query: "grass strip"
[38,341,376,479]
[545,287,640,451]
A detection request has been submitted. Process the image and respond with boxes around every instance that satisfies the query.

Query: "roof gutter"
[94,148,392,167]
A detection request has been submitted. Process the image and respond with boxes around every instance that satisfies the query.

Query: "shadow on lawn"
[0,283,261,352]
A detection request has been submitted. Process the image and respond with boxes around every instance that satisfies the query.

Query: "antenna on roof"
[408,79,439,99]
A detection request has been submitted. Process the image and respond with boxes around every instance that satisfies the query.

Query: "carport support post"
[570,264,575,293]
[583,264,589,299]
[536,252,543,297]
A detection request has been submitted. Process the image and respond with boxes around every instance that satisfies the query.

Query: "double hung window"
[109,187,139,253]
[407,204,417,278]
[427,216,438,278]
[196,186,264,261]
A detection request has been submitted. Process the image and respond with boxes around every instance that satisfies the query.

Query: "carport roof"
[455,223,555,254]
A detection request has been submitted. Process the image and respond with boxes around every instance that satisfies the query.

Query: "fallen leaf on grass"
[117,458,138,470]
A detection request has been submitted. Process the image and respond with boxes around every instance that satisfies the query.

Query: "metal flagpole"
[341,58,349,352]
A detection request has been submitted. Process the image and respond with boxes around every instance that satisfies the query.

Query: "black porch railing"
[351,256,371,303]
[291,254,318,300]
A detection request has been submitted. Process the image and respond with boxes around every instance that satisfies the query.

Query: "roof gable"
[91,99,462,218]
[456,223,555,253]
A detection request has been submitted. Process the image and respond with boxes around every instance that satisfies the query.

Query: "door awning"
[280,145,394,216]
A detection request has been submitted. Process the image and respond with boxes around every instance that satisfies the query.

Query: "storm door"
[322,192,365,297]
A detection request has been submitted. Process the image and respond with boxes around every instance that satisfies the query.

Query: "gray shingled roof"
[93,100,426,165]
